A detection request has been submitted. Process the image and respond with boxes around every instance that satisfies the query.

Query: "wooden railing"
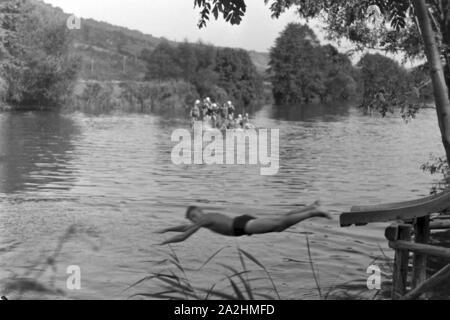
[340,190,450,299]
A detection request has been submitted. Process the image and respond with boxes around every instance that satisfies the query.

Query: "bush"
[0,0,80,110]
[141,41,264,108]
[269,23,357,104]
[67,80,198,114]
[357,53,426,118]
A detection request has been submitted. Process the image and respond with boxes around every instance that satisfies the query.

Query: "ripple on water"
[0,105,446,299]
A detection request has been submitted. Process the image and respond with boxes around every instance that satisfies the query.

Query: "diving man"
[157,201,332,245]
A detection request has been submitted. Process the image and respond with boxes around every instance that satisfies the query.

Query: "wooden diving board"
[340,190,450,227]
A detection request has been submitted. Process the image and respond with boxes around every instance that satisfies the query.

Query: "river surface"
[0,103,446,299]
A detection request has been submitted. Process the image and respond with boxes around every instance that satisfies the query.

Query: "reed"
[127,242,380,301]
[126,246,280,300]
[64,80,197,114]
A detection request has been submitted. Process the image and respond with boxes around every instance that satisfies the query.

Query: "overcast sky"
[42,0,329,52]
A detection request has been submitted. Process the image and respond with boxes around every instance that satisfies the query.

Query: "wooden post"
[386,224,412,299]
[389,240,450,259]
[412,216,430,290]
[403,263,450,300]
[430,220,450,229]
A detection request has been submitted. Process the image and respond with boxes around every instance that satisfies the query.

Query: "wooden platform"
[339,190,450,299]
[340,190,450,227]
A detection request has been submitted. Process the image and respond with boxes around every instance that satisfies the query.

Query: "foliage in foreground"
[0,224,99,299]
[126,239,394,301]
[126,246,280,300]
[421,155,450,195]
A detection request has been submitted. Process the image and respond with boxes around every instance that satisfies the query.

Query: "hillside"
[33,0,269,81]
[248,51,270,75]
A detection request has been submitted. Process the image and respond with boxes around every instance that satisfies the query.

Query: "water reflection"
[270,100,353,122]
[0,112,80,194]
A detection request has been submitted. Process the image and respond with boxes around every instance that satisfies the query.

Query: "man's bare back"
[157,201,332,245]
[199,212,236,236]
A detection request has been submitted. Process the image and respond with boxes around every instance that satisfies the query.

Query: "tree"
[413,0,450,166]
[269,23,356,104]
[114,30,128,56]
[176,41,199,82]
[215,47,263,106]
[142,41,182,80]
[1,0,81,109]
[141,41,263,108]
[269,23,321,104]
[409,64,433,101]
[357,53,411,116]
[184,42,219,98]
[320,45,357,100]
[193,0,450,166]
[0,0,21,56]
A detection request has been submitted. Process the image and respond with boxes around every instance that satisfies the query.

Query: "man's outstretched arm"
[159,224,202,245]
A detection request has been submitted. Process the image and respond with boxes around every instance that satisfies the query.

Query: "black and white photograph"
[1,0,450,306]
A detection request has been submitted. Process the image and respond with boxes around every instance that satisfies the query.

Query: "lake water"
[0,103,447,299]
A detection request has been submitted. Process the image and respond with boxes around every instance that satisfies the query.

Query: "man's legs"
[245,202,331,235]
[285,201,322,216]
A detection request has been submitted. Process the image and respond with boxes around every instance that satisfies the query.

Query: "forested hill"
[31,0,269,80]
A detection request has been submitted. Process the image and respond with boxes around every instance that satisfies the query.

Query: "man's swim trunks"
[233,215,256,236]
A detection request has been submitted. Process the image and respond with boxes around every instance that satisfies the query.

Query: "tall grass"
[65,80,197,114]
[126,246,280,300]
[128,242,396,301]
[306,235,322,299]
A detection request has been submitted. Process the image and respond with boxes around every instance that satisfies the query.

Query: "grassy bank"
[63,79,271,115]
[64,80,198,114]
[0,77,270,115]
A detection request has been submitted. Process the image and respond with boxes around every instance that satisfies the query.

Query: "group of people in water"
[190,97,255,130]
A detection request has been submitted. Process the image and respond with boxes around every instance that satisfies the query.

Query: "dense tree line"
[269,23,431,111]
[140,41,263,108]
[269,23,357,104]
[0,0,80,110]
[358,53,415,117]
